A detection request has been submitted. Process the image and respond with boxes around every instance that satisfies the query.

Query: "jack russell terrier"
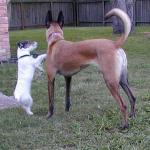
[45,8,136,129]
[14,41,46,115]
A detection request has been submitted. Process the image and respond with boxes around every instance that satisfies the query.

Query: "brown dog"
[45,8,136,129]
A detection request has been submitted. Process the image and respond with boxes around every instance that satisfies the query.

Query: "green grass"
[0,26,150,149]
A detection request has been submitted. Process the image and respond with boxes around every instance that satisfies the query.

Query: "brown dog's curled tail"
[105,8,131,48]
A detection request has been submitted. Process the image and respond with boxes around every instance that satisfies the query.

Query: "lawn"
[0,26,150,150]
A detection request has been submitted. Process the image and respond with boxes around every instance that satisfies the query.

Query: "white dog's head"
[17,41,38,59]
[17,41,38,52]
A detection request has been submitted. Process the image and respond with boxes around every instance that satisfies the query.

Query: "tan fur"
[105,8,131,48]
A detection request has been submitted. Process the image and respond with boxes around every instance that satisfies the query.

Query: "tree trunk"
[126,0,135,32]
[111,0,134,34]
[111,0,127,34]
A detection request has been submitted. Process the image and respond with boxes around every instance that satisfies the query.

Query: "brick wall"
[0,0,10,61]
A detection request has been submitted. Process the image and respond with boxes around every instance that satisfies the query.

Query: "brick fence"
[0,0,10,61]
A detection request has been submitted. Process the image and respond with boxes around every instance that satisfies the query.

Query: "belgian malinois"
[45,8,136,129]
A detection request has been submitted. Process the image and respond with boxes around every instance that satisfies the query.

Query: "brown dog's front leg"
[47,78,55,118]
[64,76,72,111]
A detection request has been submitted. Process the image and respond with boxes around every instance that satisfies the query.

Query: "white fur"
[116,48,127,79]
[14,42,46,115]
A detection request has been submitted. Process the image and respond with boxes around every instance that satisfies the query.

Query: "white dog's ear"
[17,42,23,49]
[57,11,64,28]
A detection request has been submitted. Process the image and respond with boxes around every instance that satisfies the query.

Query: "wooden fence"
[8,0,150,29]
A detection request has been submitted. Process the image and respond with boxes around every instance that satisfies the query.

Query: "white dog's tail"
[105,8,131,48]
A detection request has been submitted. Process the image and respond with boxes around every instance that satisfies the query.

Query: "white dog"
[14,41,46,115]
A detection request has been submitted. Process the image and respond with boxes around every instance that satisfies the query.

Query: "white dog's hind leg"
[22,106,33,115]
[20,96,33,115]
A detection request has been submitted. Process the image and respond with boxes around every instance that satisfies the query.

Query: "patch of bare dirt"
[0,92,19,110]
[143,32,150,38]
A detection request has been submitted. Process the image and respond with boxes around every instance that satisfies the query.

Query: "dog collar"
[18,54,31,60]
[48,32,64,41]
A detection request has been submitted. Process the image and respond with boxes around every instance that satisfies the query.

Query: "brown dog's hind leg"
[64,76,72,111]
[119,72,136,118]
[47,78,55,118]
[105,80,129,129]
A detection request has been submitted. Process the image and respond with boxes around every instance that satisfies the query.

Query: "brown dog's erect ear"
[45,10,52,28]
[57,11,64,28]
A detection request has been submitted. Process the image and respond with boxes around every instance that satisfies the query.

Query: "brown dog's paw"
[119,123,129,130]
[129,112,136,118]
[65,100,71,112]
[129,108,138,118]
[46,110,54,119]
[47,107,54,119]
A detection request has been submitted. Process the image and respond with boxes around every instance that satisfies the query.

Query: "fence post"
[102,0,105,26]
[75,0,79,26]
[20,2,24,29]
[50,1,53,18]
[134,0,136,26]
[73,0,76,26]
